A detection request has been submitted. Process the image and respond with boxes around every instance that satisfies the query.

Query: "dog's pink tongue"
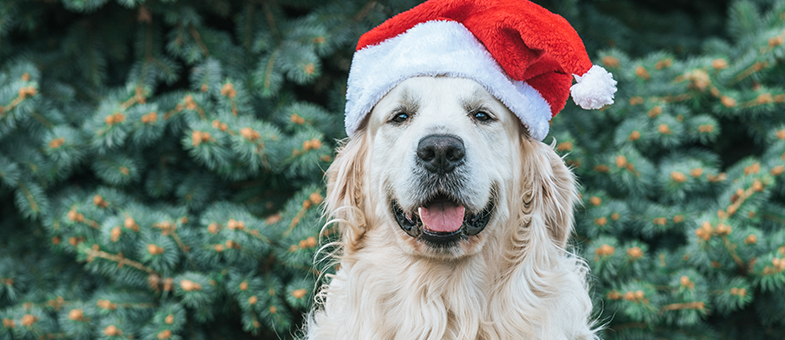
[419,204,465,233]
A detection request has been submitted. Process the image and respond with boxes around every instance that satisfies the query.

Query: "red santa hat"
[344,0,617,140]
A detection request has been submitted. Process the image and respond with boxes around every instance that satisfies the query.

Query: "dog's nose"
[416,134,465,174]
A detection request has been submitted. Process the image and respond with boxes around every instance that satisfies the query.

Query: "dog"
[303,76,596,340]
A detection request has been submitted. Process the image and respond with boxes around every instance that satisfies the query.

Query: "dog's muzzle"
[391,195,494,247]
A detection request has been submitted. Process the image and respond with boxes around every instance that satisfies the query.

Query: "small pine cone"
[689,168,704,178]
[240,127,260,141]
[626,247,643,259]
[594,217,608,226]
[657,124,672,135]
[556,141,573,151]
[628,131,641,141]
[21,314,37,326]
[303,63,316,75]
[291,288,307,299]
[647,106,662,118]
[615,155,627,168]
[752,180,764,192]
[653,217,667,226]
[715,223,732,235]
[2,318,15,328]
[756,93,773,104]
[180,279,202,292]
[239,281,248,291]
[207,222,219,234]
[265,214,282,225]
[623,291,635,301]
[611,213,620,221]
[720,96,737,108]
[97,299,117,310]
[629,96,644,106]
[141,112,158,124]
[744,234,758,245]
[601,56,620,68]
[309,192,323,205]
[68,309,85,321]
[165,314,174,324]
[698,124,714,133]
[771,165,785,176]
[110,226,122,242]
[595,244,614,256]
[158,330,172,340]
[670,171,687,183]
[290,114,305,125]
[711,58,728,70]
[655,58,672,69]
[634,66,650,80]
[744,163,761,175]
[124,217,139,231]
[248,296,258,305]
[103,325,121,336]
[147,244,164,255]
[589,196,602,206]
[220,83,237,98]
[49,137,66,149]
[184,95,197,110]
[93,195,108,208]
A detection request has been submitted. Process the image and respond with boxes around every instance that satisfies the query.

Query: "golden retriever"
[304,76,596,340]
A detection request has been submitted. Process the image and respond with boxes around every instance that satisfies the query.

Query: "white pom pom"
[570,65,617,110]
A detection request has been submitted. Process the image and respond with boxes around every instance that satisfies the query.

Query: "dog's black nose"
[416,134,465,174]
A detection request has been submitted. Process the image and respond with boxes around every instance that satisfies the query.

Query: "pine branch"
[188,25,210,56]
[84,247,160,276]
[659,301,706,313]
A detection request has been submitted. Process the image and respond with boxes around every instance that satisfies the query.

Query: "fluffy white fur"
[304,77,596,340]
[570,65,617,110]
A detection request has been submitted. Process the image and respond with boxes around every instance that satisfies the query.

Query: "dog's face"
[363,77,521,259]
[326,76,575,261]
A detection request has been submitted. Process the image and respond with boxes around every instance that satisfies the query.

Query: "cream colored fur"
[303,77,596,340]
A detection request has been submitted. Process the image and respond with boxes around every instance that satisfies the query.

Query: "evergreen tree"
[550,1,785,338]
[0,0,783,339]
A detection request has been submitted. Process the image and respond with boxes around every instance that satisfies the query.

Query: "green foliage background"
[0,0,784,339]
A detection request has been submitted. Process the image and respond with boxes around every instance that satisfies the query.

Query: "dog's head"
[326,76,576,260]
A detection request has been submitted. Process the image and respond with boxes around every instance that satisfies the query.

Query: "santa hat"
[344,0,617,141]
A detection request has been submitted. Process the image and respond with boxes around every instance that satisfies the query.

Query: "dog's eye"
[473,111,492,122]
[391,112,409,123]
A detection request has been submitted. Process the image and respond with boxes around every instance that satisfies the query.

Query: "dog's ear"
[324,132,369,251]
[518,135,578,248]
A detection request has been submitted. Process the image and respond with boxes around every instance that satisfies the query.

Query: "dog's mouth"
[392,194,494,247]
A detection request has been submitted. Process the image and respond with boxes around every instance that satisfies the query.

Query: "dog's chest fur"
[304,231,590,340]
